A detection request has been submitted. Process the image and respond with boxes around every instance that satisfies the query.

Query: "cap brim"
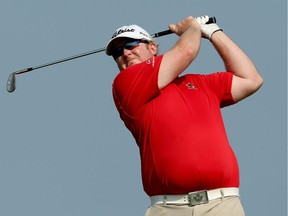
[105,34,151,55]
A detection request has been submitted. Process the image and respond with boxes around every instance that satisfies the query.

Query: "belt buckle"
[188,190,209,206]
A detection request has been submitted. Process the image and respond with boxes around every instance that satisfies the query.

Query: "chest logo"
[186,83,197,90]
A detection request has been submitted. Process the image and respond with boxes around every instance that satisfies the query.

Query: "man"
[105,16,263,216]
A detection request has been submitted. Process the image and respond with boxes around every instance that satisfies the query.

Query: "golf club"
[6,16,216,93]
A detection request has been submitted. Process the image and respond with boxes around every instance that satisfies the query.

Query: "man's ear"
[149,43,158,56]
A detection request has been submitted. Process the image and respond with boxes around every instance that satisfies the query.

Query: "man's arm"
[210,31,263,102]
[158,16,201,89]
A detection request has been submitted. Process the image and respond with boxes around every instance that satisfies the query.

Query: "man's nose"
[122,48,132,56]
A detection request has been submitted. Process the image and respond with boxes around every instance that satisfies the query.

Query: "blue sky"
[0,1,286,215]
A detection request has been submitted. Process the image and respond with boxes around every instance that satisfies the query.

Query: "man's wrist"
[209,29,224,42]
[209,29,223,41]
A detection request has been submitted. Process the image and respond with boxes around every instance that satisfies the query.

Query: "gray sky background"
[0,1,286,216]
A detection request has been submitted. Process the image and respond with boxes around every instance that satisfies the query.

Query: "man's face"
[111,38,158,71]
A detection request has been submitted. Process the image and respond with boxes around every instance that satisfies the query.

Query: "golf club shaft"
[13,30,168,76]
[7,16,216,92]
[13,16,216,76]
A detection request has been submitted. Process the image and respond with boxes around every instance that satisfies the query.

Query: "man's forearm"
[210,31,263,101]
[211,31,258,78]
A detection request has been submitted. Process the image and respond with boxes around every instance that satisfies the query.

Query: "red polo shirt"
[112,55,239,196]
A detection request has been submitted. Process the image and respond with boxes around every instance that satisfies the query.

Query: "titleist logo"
[112,28,135,38]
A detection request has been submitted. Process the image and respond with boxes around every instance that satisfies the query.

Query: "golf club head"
[6,72,16,93]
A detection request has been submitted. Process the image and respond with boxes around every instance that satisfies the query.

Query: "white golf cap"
[105,24,153,55]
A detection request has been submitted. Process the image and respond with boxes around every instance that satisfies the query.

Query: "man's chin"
[127,59,141,67]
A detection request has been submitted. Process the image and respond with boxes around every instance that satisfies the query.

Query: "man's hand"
[195,16,222,40]
[168,16,200,37]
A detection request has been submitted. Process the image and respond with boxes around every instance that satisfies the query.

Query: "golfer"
[105,16,263,216]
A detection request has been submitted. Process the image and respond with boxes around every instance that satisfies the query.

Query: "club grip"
[153,30,173,38]
[152,16,216,38]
